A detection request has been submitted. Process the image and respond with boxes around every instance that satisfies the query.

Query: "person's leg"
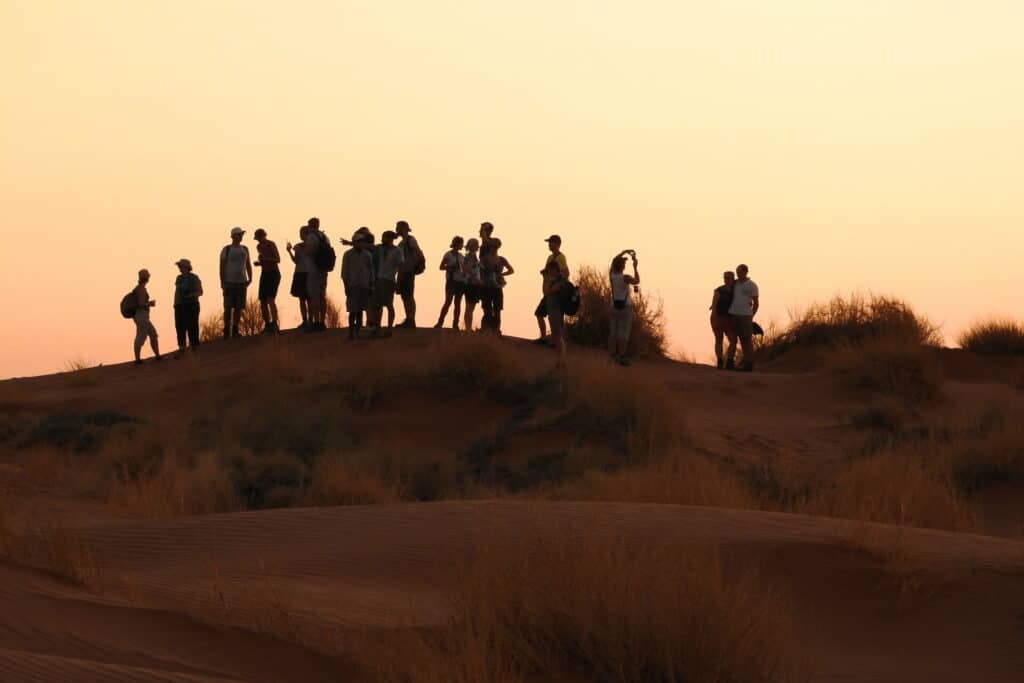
[174,306,187,352]
[714,330,724,366]
[452,291,463,329]
[494,290,504,334]
[435,292,453,328]
[133,316,146,362]
[260,299,271,328]
[269,298,278,329]
[535,299,548,341]
[385,304,395,329]
[187,303,200,348]
[232,301,242,337]
[740,334,754,368]
[148,320,161,359]
[299,297,309,326]
[464,301,475,331]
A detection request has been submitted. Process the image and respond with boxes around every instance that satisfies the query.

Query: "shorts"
[223,282,247,309]
[710,313,736,337]
[464,284,481,304]
[258,270,281,300]
[445,280,466,297]
[306,269,326,299]
[481,286,504,311]
[373,279,396,308]
[534,297,548,318]
[731,315,754,340]
[610,305,634,342]
[346,287,370,312]
[546,295,565,337]
[397,272,415,297]
[290,271,308,299]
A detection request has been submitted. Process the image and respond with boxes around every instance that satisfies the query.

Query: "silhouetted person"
[395,220,420,328]
[479,222,497,256]
[435,236,466,329]
[480,238,514,334]
[287,225,311,330]
[173,259,203,358]
[253,228,281,333]
[371,229,404,335]
[609,251,640,366]
[131,269,161,364]
[304,217,327,332]
[542,260,568,367]
[535,234,569,344]
[341,233,374,340]
[219,227,252,338]
[729,263,760,372]
[462,238,482,330]
[710,271,737,370]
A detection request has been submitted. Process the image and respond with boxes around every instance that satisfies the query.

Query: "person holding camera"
[253,228,281,334]
[609,250,640,366]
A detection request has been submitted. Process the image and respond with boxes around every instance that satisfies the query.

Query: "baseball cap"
[544,234,561,243]
[174,258,192,269]
[230,227,245,237]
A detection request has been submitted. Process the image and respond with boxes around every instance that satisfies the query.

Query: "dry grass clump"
[757,294,941,363]
[829,338,945,405]
[0,500,101,588]
[958,318,1024,356]
[566,265,667,358]
[358,528,801,683]
[110,451,240,517]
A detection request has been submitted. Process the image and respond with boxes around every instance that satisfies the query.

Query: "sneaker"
[297,322,310,331]
[725,359,736,371]
[154,355,163,362]
[433,322,443,329]
[716,358,725,370]
[533,337,548,345]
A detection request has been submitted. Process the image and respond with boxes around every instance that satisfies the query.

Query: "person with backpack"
[710,270,737,370]
[303,216,334,332]
[728,263,760,372]
[219,227,252,338]
[172,259,203,358]
[253,228,281,333]
[395,220,424,328]
[461,237,482,331]
[541,260,568,366]
[434,236,466,330]
[479,238,514,335]
[609,251,640,366]
[534,234,569,345]
[286,224,311,330]
[371,229,404,336]
[341,232,375,340]
[129,268,161,365]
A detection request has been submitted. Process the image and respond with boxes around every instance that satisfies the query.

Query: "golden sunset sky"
[2,1,1022,377]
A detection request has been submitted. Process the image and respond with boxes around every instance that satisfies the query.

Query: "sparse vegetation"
[566,265,667,358]
[829,338,944,405]
[958,318,1024,356]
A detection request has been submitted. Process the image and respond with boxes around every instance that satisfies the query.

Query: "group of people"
[125,217,760,371]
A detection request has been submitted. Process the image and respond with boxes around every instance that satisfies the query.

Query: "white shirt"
[728,278,759,316]
[610,272,631,308]
[444,250,466,283]
[221,244,250,284]
[375,244,404,281]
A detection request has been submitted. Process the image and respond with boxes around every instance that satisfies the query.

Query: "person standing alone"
[219,227,252,338]
[131,269,161,365]
[253,228,281,333]
[535,234,569,344]
[395,220,422,328]
[728,264,760,372]
[173,259,203,358]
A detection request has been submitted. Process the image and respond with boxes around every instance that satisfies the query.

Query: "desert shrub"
[829,338,944,405]
[303,452,402,506]
[16,411,137,452]
[228,451,309,509]
[958,318,1024,356]
[110,451,240,517]
[199,298,266,341]
[757,294,940,362]
[358,528,801,683]
[325,295,342,329]
[566,265,667,358]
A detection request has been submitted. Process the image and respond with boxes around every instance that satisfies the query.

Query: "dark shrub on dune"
[566,265,667,358]
[958,319,1024,356]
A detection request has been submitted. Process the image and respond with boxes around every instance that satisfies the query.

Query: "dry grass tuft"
[357,527,802,683]
[0,500,102,588]
[304,452,403,506]
[958,318,1024,356]
[566,264,668,358]
[829,338,944,405]
[62,357,99,388]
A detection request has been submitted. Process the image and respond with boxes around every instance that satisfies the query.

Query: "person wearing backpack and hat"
[302,217,329,332]
[395,220,423,328]
[173,259,203,358]
[534,234,569,345]
[219,227,252,338]
[131,269,161,365]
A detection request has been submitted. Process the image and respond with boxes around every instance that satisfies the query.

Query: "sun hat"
[230,227,245,237]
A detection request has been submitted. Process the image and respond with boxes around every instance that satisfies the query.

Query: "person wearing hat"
[173,259,203,357]
[131,268,161,365]
[341,231,375,340]
[535,234,569,345]
[395,220,421,328]
[253,228,281,333]
[371,229,404,335]
[219,227,252,338]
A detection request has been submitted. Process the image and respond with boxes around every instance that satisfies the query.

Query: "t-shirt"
[374,244,404,281]
[174,273,202,306]
[546,252,569,277]
[728,279,759,316]
[610,272,631,307]
[221,244,250,284]
[713,285,733,316]
[303,232,322,274]
[443,250,466,283]
[462,252,481,285]
[133,283,150,309]
[256,240,280,273]
[341,248,374,290]
[399,235,420,273]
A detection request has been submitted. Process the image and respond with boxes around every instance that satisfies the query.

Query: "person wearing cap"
[341,231,375,340]
[395,220,421,328]
[461,237,482,330]
[131,268,161,365]
[534,235,569,345]
[371,229,404,335]
[302,217,327,332]
[434,236,466,330]
[286,224,311,330]
[172,259,203,357]
[219,227,252,338]
[253,228,281,334]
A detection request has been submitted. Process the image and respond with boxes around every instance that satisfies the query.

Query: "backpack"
[412,243,426,275]
[561,280,580,316]
[120,290,138,319]
[313,231,337,272]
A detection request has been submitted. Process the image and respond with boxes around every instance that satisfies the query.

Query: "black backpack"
[561,280,580,316]
[313,231,337,272]
[120,290,137,319]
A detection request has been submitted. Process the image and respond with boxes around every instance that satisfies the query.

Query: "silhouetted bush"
[958,318,1024,356]
[566,265,667,358]
[830,339,945,406]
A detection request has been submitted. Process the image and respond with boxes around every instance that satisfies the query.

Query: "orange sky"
[2,1,1023,378]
